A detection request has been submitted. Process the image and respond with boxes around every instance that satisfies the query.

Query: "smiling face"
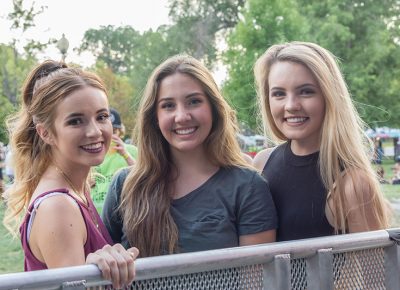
[156,73,213,156]
[268,61,325,154]
[49,86,112,171]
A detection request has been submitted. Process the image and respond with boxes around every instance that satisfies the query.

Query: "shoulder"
[253,147,277,172]
[222,166,267,189]
[108,167,130,198]
[34,192,81,217]
[241,153,253,165]
[32,193,85,234]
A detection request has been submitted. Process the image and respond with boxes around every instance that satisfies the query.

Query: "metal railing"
[1,229,399,289]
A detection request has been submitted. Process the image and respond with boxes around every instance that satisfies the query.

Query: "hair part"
[120,54,249,256]
[254,41,389,232]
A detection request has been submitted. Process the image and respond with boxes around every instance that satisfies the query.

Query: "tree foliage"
[224,0,400,129]
[223,0,309,130]
[92,61,137,137]
[168,0,246,63]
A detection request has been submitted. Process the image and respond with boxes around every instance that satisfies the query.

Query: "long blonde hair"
[120,54,248,257]
[254,41,389,232]
[3,60,107,235]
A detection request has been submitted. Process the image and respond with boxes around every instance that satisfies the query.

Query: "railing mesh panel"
[291,258,307,290]
[130,264,263,290]
[85,247,387,289]
[333,248,385,290]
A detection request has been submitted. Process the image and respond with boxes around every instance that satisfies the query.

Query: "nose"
[285,94,301,112]
[175,105,191,123]
[86,120,102,138]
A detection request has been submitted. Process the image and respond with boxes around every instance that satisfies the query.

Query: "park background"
[0,0,400,274]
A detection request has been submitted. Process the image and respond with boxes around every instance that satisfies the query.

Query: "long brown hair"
[254,42,389,232]
[3,60,107,235]
[120,55,248,257]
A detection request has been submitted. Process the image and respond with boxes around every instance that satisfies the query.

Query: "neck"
[53,165,89,197]
[290,139,320,156]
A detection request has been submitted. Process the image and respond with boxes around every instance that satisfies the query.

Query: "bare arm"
[29,195,87,267]
[343,170,384,233]
[112,135,135,166]
[30,195,138,288]
[239,230,276,246]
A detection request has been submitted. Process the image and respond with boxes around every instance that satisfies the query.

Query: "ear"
[36,123,54,145]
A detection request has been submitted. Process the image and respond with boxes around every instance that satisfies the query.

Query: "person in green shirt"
[91,108,137,212]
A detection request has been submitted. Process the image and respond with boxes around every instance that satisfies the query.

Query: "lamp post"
[57,33,69,62]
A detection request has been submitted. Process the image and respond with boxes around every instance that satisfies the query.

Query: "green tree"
[92,61,137,136]
[296,0,400,127]
[168,0,246,64]
[223,0,309,130]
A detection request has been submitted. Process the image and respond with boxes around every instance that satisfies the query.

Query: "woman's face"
[50,86,112,170]
[268,61,325,154]
[156,73,213,156]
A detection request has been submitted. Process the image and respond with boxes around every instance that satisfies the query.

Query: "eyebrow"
[270,83,317,91]
[65,108,109,118]
[157,92,205,103]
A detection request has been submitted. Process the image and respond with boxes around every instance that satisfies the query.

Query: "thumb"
[128,247,139,259]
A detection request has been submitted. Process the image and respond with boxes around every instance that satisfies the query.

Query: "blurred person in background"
[91,108,137,213]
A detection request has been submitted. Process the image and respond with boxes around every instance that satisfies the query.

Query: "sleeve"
[101,168,128,244]
[237,171,278,236]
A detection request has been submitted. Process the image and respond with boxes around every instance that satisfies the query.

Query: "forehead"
[158,73,204,99]
[56,86,108,116]
[268,61,318,87]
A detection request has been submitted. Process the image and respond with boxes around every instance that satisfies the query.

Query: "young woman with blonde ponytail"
[102,55,277,257]
[253,41,390,241]
[3,60,137,288]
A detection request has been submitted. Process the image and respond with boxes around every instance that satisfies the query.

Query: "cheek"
[268,101,281,122]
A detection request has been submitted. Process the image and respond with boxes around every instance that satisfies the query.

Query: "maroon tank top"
[20,189,113,271]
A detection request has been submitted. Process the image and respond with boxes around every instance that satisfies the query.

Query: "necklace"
[54,166,87,205]
[54,166,99,229]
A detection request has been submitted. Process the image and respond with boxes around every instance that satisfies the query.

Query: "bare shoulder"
[241,152,253,165]
[253,147,276,173]
[31,194,85,237]
[29,193,87,267]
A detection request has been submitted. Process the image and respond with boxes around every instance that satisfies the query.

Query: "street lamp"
[57,33,69,62]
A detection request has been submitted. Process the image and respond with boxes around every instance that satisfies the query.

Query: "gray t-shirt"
[102,166,277,253]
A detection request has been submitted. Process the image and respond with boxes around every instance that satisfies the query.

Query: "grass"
[0,161,399,275]
[0,203,24,274]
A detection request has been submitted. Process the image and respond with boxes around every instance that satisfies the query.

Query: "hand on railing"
[86,244,139,289]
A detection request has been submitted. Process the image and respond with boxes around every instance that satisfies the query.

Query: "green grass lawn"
[0,203,24,274]
[0,162,399,275]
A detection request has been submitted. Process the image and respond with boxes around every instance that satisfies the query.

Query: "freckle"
[70,224,73,227]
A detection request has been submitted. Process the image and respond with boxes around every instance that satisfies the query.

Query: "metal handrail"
[0,229,397,290]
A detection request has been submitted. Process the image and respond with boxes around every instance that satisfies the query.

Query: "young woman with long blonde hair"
[102,55,277,257]
[253,41,389,241]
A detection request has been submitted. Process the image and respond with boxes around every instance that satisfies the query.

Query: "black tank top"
[262,142,334,241]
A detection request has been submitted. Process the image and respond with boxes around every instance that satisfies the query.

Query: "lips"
[174,127,197,135]
[80,142,103,153]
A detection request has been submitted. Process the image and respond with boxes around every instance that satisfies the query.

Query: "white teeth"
[82,142,102,150]
[175,128,196,135]
[286,117,307,123]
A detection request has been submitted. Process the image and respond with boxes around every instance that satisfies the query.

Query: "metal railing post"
[306,248,333,290]
[263,254,291,290]
[385,244,400,290]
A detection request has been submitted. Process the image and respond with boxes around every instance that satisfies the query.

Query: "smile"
[285,117,308,123]
[174,127,197,135]
[80,142,103,153]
